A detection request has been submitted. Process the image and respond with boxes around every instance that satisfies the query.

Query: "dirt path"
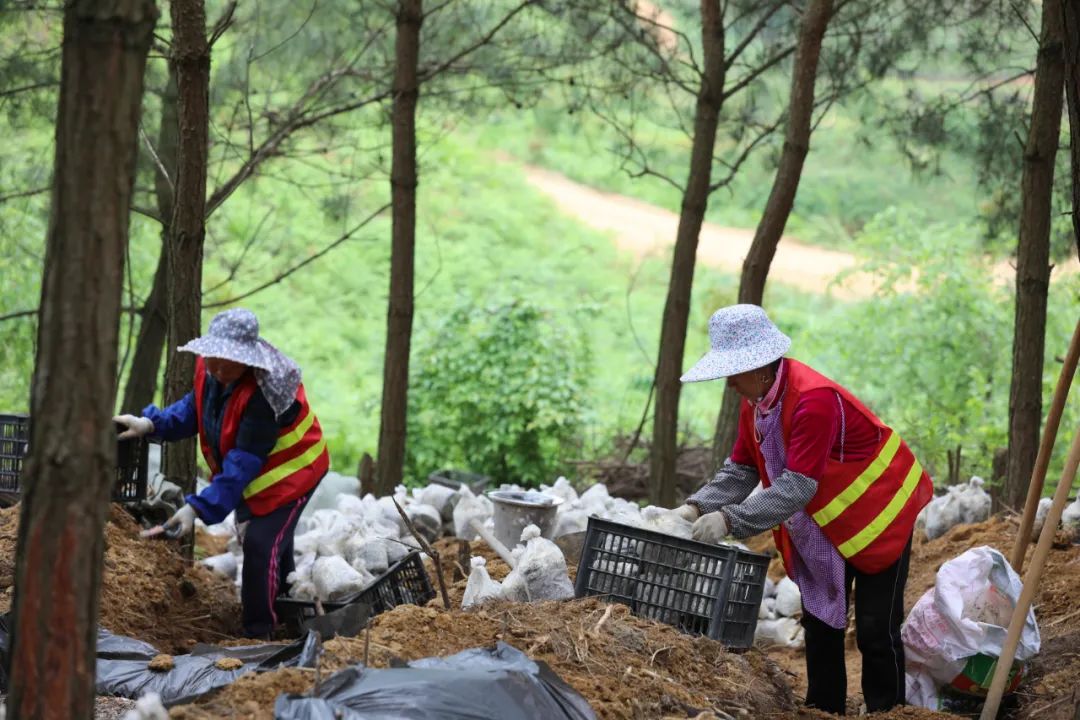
[522,164,1079,298]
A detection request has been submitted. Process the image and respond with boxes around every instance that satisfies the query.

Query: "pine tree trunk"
[1062,0,1080,260]
[712,0,834,470]
[121,69,178,414]
[5,0,156,716]
[163,0,210,498]
[649,0,725,508]
[376,0,423,496]
[1004,1,1065,510]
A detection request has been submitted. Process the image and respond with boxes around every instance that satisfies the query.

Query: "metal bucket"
[487,489,562,548]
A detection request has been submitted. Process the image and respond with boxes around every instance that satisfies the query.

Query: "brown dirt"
[173,598,797,719]
[214,657,245,671]
[754,514,1080,718]
[148,654,175,672]
[195,527,231,559]
[323,599,795,720]
[169,668,315,720]
[173,538,796,719]
[0,504,241,653]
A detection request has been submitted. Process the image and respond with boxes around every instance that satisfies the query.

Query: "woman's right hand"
[673,504,700,522]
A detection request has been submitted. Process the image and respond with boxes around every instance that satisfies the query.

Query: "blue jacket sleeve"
[185,389,283,525]
[142,393,198,442]
[186,448,265,525]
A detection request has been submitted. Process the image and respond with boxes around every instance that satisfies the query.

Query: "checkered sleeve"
[687,458,760,514]
[723,469,818,539]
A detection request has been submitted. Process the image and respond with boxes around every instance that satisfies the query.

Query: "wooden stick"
[392,499,451,609]
[980,423,1080,720]
[469,518,517,569]
[1011,317,1080,572]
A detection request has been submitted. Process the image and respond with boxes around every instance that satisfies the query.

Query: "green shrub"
[405,298,592,487]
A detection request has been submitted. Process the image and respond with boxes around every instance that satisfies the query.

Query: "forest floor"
[168,512,1080,719]
[2,503,1074,718]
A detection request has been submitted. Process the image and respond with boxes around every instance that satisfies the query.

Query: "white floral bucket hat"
[178,308,301,418]
[681,304,791,382]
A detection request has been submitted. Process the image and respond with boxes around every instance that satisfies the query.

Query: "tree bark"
[163,0,210,498]
[375,0,423,496]
[5,0,155,716]
[1062,0,1080,261]
[121,68,178,414]
[712,0,834,470]
[1004,1,1065,510]
[649,0,725,508]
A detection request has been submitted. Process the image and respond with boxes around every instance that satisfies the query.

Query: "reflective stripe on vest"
[836,455,924,558]
[812,430,901,527]
[242,407,327,500]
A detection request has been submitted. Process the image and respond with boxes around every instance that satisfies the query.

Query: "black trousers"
[801,537,912,715]
[240,491,312,638]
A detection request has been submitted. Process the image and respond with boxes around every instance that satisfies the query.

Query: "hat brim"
[177,336,273,371]
[680,336,791,383]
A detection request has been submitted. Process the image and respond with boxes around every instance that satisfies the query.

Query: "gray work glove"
[113,414,154,440]
[691,511,729,544]
[672,504,700,523]
[162,504,197,539]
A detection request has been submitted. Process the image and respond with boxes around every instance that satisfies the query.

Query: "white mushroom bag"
[902,546,1040,709]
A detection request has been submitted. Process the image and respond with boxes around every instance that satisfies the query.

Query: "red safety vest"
[740,359,933,574]
[193,357,329,516]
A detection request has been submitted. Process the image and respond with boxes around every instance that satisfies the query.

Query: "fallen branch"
[589,605,614,638]
[392,498,451,609]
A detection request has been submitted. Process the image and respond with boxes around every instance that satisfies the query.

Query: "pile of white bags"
[754,575,805,648]
[903,546,1040,709]
[196,472,757,608]
[917,477,992,540]
[462,524,575,607]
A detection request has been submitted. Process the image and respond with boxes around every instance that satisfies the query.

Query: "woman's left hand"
[162,504,197,538]
[691,511,729,544]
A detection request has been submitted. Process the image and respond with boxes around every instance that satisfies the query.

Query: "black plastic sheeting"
[274,642,596,720]
[96,630,322,706]
[0,613,321,707]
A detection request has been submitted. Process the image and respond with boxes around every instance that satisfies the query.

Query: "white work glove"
[113,414,154,440]
[692,511,729,544]
[162,504,197,539]
[673,504,700,523]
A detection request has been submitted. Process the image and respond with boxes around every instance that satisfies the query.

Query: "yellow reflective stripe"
[268,409,316,457]
[836,458,923,558]
[812,431,901,527]
[243,438,327,498]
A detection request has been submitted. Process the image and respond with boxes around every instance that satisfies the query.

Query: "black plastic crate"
[0,414,29,495]
[113,433,149,502]
[574,517,770,648]
[354,550,435,614]
[0,414,147,502]
[275,551,436,635]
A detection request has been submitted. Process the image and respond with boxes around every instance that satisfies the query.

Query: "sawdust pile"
[0,504,241,653]
[173,598,796,720]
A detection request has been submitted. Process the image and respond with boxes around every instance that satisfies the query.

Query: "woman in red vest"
[114,308,330,638]
[674,304,932,715]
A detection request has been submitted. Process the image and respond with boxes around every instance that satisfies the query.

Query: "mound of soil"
[175,597,796,719]
[0,504,241,653]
